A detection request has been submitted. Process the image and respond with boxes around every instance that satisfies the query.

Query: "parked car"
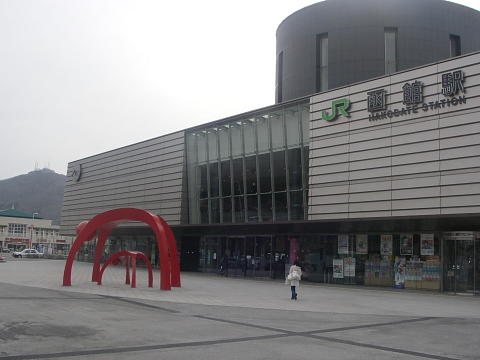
[1,248,10,253]
[12,249,44,258]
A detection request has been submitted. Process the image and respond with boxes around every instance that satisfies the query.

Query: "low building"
[0,209,72,254]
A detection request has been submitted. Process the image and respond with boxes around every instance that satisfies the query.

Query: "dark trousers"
[291,286,296,299]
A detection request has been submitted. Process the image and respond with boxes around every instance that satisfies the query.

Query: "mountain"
[0,169,66,225]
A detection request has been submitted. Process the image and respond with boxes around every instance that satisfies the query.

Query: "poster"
[333,259,344,278]
[344,257,356,277]
[338,235,348,254]
[356,235,368,254]
[400,234,413,255]
[380,235,393,255]
[394,257,406,289]
[421,234,434,256]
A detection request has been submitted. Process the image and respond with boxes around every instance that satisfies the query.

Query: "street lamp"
[29,214,38,249]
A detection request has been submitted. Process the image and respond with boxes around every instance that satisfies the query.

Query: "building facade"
[1,209,72,254]
[60,0,480,294]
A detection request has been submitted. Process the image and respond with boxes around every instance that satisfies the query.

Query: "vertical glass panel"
[230,122,242,158]
[218,125,230,160]
[221,160,231,197]
[385,62,396,75]
[321,68,328,92]
[274,192,288,221]
[270,112,284,150]
[272,150,286,192]
[209,162,219,198]
[207,129,218,162]
[197,132,207,164]
[290,190,304,220]
[475,239,480,293]
[258,153,271,193]
[385,31,396,61]
[243,119,255,155]
[186,133,196,165]
[321,36,328,66]
[288,148,302,190]
[303,146,309,187]
[234,196,245,222]
[246,195,258,221]
[232,158,244,196]
[199,164,208,199]
[320,35,328,91]
[187,163,199,224]
[245,155,257,195]
[276,51,283,103]
[260,194,273,221]
[285,107,300,147]
[385,28,397,74]
[256,115,270,152]
[222,197,232,223]
[211,198,220,223]
[450,34,461,57]
[300,104,310,145]
[199,199,208,223]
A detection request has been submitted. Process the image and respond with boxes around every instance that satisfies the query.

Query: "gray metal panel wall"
[309,52,480,221]
[60,131,187,236]
[276,0,480,103]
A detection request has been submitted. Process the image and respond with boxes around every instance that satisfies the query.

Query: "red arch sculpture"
[63,208,181,290]
[98,251,153,288]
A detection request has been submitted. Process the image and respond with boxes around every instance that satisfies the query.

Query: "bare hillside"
[0,169,66,225]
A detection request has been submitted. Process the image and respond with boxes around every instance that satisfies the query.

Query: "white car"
[12,249,44,258]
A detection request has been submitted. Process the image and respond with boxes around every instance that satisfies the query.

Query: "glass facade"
[196,233,450,293]
[187,101,310,224]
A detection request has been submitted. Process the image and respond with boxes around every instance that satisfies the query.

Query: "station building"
[60,0,480,294]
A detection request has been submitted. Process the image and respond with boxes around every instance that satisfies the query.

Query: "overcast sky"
[1,0,479,181]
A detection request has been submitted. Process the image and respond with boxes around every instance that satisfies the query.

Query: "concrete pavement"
[0,257,479,359]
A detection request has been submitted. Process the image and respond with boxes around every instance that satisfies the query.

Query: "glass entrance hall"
[193,232,479,295]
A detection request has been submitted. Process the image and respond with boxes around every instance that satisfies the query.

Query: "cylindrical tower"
[275,0,480,103]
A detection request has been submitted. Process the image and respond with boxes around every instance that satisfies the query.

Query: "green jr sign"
[322,98,350,121]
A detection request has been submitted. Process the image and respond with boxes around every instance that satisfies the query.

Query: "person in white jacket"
[285,260,302,300]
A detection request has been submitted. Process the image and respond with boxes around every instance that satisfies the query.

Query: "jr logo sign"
[322,98,350,121]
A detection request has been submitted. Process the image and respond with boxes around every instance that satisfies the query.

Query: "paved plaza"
[0,258,479,359]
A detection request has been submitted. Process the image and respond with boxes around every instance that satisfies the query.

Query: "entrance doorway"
[199,235,274,278]
[442,232,478,295]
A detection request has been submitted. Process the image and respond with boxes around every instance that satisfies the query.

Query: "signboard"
[394,257,406,289]
[333,259,344,278]
[338,235,348,254]
[320,69,468,124]
[368,70,466,122]
[356,235,368,254]
[380,235,393,255]
[442,232,474,241]
[421,234,435,256]
[344,257,356,277]
[400,234,413,255]
[8,238,30,243]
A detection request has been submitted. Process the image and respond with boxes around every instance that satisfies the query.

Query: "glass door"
[255,236,273,278]
[199,236,218,274]
[244,236,256,277]
[228,236,245,277]
[442,233,476,294]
